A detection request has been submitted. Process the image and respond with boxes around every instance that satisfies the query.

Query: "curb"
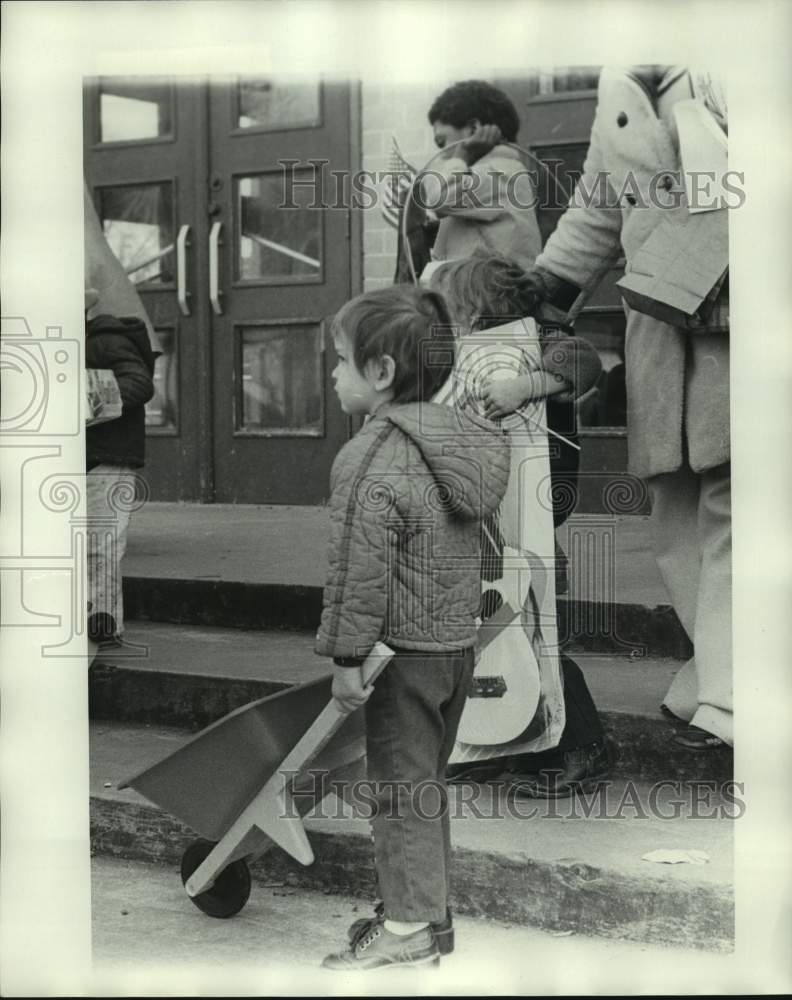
[88,663,733,785]
[90,795,733,953]
[124,577,693,660]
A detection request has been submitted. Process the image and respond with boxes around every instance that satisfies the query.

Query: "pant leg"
[689,463,733,744]
[364,647,473,924]
[647,465,701,638]
[648,463,733,744]
[554,655,605,752]
[435,647,476,900]
[86,465,135,637]
[647,466,701,722]
[546,398,580,530]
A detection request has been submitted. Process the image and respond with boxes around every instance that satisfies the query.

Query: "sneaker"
[348,902,454,955]
[502,739,611,799]
[322,918,439,971]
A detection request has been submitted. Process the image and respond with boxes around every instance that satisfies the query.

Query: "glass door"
[83,75,354,504]
[206,76,353,504]
[83,76,212,501]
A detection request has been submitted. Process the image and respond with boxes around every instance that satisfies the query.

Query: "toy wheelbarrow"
[119,643,393,919]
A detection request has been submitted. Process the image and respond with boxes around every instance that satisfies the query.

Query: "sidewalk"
[126,503,668,608]
[91,856,736,994]
[90,723,734,953]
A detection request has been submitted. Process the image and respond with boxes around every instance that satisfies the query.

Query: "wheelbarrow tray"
[119,673,365,844]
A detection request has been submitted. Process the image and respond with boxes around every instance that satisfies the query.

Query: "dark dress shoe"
[501,739,610,799]
[672,725,728,751]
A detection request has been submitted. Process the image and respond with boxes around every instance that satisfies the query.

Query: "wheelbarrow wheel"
[180,839,251,918]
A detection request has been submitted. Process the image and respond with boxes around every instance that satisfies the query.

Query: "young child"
[85,289,156,647]
[315,285,510,970]
[428,252,610,798]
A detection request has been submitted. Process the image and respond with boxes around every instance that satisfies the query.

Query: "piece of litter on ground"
[103,781,112,788]
[642,848,710,865]
[261,881,285,888]
[552,930,575,937]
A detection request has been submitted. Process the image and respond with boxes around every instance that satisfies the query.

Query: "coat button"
[617,111,628,127]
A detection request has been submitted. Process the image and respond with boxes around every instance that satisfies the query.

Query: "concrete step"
[123,505,692,659]
[122,576,692,659]
[90,720,735,953]
[91,622,733,784]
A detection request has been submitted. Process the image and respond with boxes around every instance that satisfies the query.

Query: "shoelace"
[357,927,382,952]
[351,903,385,948]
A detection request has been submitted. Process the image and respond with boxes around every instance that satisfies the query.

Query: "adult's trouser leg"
[648,463,732,744]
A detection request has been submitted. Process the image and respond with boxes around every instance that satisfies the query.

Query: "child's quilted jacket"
[315,401,510,662]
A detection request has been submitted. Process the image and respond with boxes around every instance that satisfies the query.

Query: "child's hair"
[428,81,520,143]
[332,285,456,403]
[430,251,543,332]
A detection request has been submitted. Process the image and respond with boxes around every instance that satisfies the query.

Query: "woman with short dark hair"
[394,80,542,282]
[417,79,542,272]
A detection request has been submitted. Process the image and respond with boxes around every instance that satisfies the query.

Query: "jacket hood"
[86,314,158,371]
[382,402,510,521]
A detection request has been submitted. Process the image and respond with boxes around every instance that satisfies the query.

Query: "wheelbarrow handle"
[186,643,396,894]
[360,641,395,688]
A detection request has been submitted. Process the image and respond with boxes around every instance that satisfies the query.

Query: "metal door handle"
[176,224,191,316]
[209,220,224,316]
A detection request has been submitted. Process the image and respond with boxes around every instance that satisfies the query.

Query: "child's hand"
[332,664,371,714]
[481,378,531,419]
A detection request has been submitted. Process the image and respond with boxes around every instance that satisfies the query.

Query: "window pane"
[145,328,178,433]
[533,143,589,246]
[98,77,173,142]
[552,67,601,93]
[237,174,322,281]
[98,183,174,285]
[238,325,323,434]
[236,76,320,130]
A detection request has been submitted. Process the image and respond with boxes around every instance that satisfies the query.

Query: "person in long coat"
[529,66,732,749]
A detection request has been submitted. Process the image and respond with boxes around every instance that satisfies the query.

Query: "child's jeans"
[364,645,475,924]
[86,464,136,639]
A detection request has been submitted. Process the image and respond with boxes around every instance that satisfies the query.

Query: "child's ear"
[373,354,396,392]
